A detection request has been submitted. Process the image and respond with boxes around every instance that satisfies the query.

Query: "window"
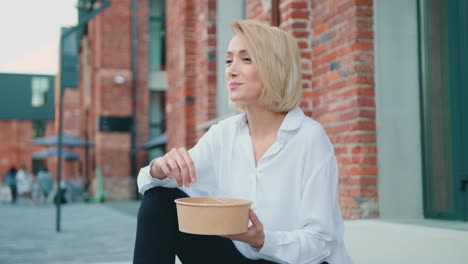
[33,120,46,138]
[149,0,166,71]
[419,0,468,220]
[31,77,49,107]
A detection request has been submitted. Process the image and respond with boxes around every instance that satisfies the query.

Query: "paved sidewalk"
[0,200,138,264]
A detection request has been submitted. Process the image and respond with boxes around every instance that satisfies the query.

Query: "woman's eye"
[225,59,232,64]
[243,58,252,62]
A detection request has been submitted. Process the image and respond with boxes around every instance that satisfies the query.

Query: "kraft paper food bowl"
[175,197,252,235]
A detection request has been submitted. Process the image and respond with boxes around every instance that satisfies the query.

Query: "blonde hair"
[229,19,302,113]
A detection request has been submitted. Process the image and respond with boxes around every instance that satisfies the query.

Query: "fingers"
[226,210,264,248]
[179,149,196,183]
[158,148,196,187]
[158,155,181,185]
[249,209,263,232]
[249,209,265,248]
[168,148,191,187]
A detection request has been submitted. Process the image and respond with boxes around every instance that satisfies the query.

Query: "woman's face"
[225,35,263,106]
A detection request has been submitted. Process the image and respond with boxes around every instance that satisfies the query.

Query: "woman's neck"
[244,105,286,139]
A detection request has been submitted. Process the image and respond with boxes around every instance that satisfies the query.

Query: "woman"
[16,165,32,199]
[134,20,353,264]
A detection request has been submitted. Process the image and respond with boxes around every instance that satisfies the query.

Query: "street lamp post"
[56,0,110,233]
[56,68,65,232]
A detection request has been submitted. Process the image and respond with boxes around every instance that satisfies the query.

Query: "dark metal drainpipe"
[130,0,138,199]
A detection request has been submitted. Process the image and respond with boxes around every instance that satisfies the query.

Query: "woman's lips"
[229,82,242,89]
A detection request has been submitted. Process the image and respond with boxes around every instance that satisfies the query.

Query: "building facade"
[0,73,56,178]
[68,0,467,220]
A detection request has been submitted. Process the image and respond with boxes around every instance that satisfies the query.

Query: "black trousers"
[133,187,277,264]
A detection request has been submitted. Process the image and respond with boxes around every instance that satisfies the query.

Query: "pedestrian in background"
[37,167,53,204]
[16,164,32,200]
[133,20,352,264]
[3,167,18,204]
[30,173,40,205]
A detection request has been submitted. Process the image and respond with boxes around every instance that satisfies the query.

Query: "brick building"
[0,73,59,179]
[66,0,467,220]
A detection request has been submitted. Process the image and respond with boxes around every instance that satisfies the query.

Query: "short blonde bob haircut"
[230,20,302,113]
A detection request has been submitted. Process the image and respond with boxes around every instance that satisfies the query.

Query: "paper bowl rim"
[174,197,252,207]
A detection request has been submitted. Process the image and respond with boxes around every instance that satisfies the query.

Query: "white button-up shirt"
[137,107,353,264]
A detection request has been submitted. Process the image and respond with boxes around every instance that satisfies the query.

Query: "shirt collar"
[237,106,305,132]
[279,106,305,131]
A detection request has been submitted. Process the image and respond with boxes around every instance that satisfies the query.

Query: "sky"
[0,0,77,75]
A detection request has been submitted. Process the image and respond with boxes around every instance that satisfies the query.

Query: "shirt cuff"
[137,160,176,194]
[258,229,278,257]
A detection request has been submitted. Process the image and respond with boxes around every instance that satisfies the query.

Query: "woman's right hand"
[150,147,197,188]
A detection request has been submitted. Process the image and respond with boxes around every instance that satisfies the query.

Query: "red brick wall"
[47,88,83,183]
[195,0,217,140]
[310,0,377,219]
[78,36,96,190]
[184,0,197,147]
[80,4,132,199]
[68,0,150,199]
[166,0,187,149]
[135,0,150,171]
[39,120,56,179]
[0,121,33,178]
[207,0,217,122]
[246,0,273,23]
[0,120,55,182]
[281,0,314,115]
[166,0,216,148]
[62,89,82,136]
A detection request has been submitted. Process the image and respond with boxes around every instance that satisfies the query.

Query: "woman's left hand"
[224,209,265,249]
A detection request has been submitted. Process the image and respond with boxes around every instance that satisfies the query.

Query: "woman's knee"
[137,187,188,221]
[138,187,173,219]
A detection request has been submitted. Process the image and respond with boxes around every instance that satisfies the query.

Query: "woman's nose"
[227,62,239,77]
[228,70,238,77]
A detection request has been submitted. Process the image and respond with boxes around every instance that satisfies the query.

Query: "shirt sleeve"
[257,153,346,264]
[137,159,178,194]
[137,124,220,195]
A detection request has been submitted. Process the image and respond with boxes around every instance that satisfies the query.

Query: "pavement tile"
[0,201,137,264]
